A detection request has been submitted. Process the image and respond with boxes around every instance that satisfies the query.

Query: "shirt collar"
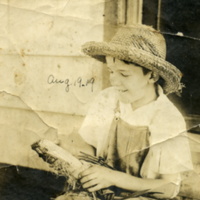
[119,85,166,126]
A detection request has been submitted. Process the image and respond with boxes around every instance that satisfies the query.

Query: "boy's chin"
[118,95,132,104]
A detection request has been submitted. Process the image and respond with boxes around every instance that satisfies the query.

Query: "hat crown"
[110,25,166,59]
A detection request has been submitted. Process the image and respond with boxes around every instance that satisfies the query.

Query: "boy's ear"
[149,72,159,83]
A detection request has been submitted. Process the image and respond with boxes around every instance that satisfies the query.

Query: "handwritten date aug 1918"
[47,74,95,92]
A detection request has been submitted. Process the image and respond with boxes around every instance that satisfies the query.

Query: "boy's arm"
[80,165,180,199]
[58,132,96,157]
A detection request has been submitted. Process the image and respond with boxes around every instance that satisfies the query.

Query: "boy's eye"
[120,73,130,77]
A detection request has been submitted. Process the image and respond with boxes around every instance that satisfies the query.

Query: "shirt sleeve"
[78,88,117,151]
[141,101,193,179]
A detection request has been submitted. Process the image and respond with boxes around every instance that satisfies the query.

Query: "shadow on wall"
[101,0,118,89]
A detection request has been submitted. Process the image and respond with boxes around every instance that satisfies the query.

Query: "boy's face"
[106,56,152,104]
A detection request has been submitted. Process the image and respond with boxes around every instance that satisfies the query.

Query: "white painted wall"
[0,0,114,168]
[0,0,106,116]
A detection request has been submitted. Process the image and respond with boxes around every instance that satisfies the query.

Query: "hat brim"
[82,41,183,95]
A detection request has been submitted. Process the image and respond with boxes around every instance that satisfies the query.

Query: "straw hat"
[82,24,183,95]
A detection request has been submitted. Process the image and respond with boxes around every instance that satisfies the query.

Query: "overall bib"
[99,107,150,199]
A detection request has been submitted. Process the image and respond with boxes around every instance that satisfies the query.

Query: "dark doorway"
[143,0,200,129]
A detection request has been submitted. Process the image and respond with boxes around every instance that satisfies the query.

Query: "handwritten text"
[47,74,95,92]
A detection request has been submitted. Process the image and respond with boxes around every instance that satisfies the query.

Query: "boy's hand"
[80,165,116,192]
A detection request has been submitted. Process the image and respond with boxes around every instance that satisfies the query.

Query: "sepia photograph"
[0,0,200,200]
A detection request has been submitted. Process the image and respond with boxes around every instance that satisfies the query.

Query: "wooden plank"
[117,0,126,25]
[127,0,143,24]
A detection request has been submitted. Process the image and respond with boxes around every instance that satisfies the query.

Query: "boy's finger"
[79,166,94,177]
[80,174,94,184]
[88,184,102,192]
[82,179,98,189]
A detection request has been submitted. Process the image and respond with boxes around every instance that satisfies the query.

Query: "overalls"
[99,104,150,199]
[56,105,151,200]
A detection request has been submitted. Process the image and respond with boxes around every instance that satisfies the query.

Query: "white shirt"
[79,86,193,179]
